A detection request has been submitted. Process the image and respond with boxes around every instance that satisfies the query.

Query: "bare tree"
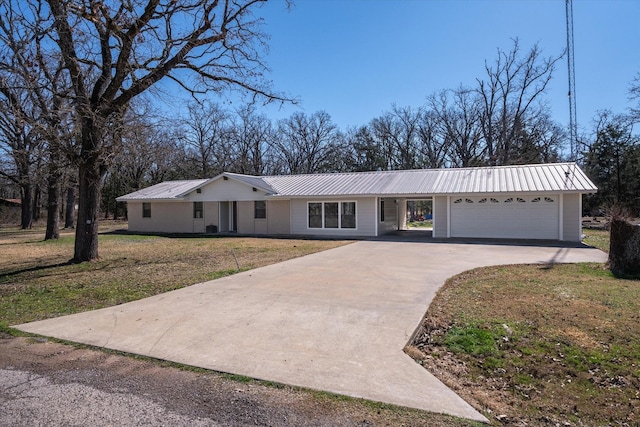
[274,111,339,174]
[8,0,292,261]
[64,172,76,229]
[0,5,43,229]
[415,109,449,169]
[102,102,170,218]
[179,101,232,178]
[477,39,563,165]
[371,105,421,170]
[426,88,483,167]
[0,0,75,238]
[229,105,273,175]
[509,113,564,164]
[344,126,386,172]
[630,72,640,123]
[0,86,41,229]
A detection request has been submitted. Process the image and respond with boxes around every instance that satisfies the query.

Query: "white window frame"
[254,200,267,220]
[193,201,203,219]
[307,201,357,230]
[142,202,151,218]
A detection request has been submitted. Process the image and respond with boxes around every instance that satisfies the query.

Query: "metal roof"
[116,179,208,201]
[263,163,596,196]
[117,163,596,201]
[427,163,596,195]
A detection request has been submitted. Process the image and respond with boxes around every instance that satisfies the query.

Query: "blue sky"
[246,0,640,134]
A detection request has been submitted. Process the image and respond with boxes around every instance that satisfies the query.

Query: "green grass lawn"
[0,225,351,326]
[5,225,637,425]
[410,229,640,425]
[0,224,481,427]
[582,228,610,252]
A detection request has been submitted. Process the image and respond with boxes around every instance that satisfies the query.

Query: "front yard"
[2,224,637,425]
[0,223,479,426]
[0,224,351,326]
[409,229,640,425]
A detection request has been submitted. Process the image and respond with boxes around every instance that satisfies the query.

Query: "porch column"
[397,198,407,230]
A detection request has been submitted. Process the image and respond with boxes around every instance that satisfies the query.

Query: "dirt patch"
[0,335,478,426]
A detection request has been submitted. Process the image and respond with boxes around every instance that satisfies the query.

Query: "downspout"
[374,197,379,236]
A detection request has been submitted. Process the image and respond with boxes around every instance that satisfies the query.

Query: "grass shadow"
[1,260,75,279]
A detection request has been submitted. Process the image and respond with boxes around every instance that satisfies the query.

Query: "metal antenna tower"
[566,0,577,161]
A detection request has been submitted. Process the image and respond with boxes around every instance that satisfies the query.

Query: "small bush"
[609,216,640,278]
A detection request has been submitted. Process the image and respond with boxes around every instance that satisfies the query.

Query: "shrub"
[609,212,640,278]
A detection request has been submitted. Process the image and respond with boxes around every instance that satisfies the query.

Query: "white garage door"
[450,195,559,240]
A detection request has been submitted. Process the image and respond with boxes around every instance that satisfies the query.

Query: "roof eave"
[174,177,218,198]
[116,197,187,202]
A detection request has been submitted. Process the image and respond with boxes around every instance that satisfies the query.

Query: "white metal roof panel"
[425,163,595,195]
[117,163,597,201]
[116,179,208,201]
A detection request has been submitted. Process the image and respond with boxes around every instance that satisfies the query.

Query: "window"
[453,198,462,204]
[193,202,203,219]
[479,198,487,203]
[324,202,339,228]
[544,197,555,203]
[308,203,323,228]
[465,198,474,203]
[142,202,151,218]
[254,201,266,219]
[308,202,357,229]
[490,198,499,203]
[516,197,526,203]
[380,200,385,222]
[532,197,541,203]
[341,202,356,229]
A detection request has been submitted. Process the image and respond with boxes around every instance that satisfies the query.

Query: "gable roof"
[116,179,209,201]
[212,172,276,194]
[117,163,597,201]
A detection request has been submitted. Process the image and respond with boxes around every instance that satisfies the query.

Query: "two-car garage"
[449,195,561,240]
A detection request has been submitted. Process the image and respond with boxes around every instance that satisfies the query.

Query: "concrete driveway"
[15,240,607,422]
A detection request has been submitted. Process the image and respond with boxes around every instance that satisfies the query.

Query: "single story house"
[116,162,597,242]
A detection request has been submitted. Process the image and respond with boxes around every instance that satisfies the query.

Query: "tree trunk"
[73,160,102,262]
[45,158,61,240]
[20,182,33,229]
[32,185,41,221]
[72,115,109,263]
[64,184,75,228]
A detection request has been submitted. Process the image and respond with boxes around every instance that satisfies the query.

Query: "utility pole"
[566,0,577,161]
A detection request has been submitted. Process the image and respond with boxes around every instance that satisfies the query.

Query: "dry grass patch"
[582,228,610,253]
[411,261,640,426]
[0,225,351,326]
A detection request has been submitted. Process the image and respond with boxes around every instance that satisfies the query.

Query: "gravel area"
[0,333,475,427]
